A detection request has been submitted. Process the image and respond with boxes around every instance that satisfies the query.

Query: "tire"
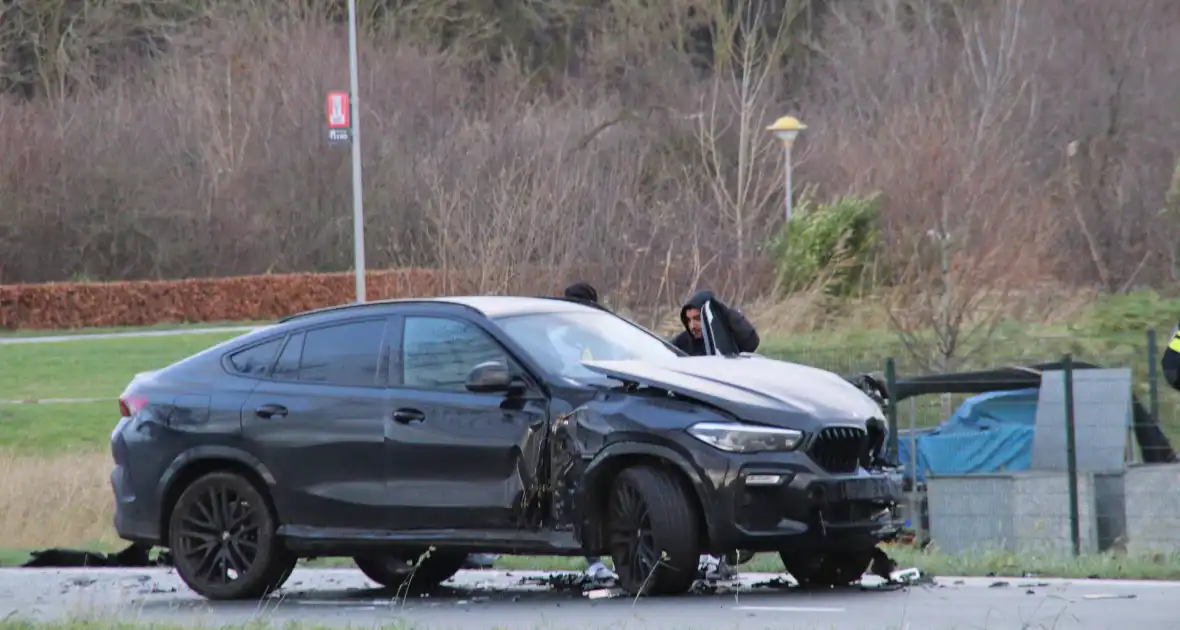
[167,471,296,600]
[354,548,468,593]
[780,548,874,588]
[607,466,701,596]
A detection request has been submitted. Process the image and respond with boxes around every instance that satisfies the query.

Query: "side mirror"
[466,361,518,394]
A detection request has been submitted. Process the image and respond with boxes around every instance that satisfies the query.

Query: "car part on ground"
[109,295,906,600]
[20,542,171,568]
[354,550,469,592]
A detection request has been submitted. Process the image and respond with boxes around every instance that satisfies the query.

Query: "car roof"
[278,295,599,325]
[437,295,600,318]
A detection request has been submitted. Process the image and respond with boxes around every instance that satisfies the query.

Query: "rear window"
[227,337,284,376]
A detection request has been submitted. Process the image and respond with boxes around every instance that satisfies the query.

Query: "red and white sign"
[326,91,350,129]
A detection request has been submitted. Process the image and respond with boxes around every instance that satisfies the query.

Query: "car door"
[241,315,395,531]
[384,313,549,530]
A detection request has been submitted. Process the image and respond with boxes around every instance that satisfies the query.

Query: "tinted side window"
[298,319,388,387]
[402,316,509,391]
[227,337,284,376]
[273,332,304,381]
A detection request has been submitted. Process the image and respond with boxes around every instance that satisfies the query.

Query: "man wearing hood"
[671,289,761,357]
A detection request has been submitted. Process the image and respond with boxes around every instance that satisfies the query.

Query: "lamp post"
[347,0,366,303]
[766,116,806,225]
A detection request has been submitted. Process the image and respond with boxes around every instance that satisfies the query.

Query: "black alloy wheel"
[611,479,659,580]
[168,471,296,600]
[607,466,700,596]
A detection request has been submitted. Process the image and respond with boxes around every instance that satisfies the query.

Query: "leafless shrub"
[2,0,1180,323]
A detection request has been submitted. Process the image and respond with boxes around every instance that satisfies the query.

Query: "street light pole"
[347,0,367,303]
[766,116,806,226]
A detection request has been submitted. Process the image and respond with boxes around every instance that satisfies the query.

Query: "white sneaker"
[586,561,617,582]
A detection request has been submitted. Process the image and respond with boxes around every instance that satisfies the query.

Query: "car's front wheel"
[607,466,701,596]
[780,548,874,588]
[354,548,468,593]
[168,471,297,600]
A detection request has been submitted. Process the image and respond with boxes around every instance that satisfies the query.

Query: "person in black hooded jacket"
[1163,321,1180,392]
[669,289,760,356]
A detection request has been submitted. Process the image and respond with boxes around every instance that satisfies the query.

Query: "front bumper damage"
[716,465,906,551]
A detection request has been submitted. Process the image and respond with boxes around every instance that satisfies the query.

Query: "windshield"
[494,310,681,380]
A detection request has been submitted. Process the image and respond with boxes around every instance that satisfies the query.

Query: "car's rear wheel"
[168,471,296,600]
[607,466,700,596]
[780,548,874,588]
[354,548,468,592]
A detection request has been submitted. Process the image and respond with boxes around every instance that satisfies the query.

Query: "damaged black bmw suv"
[110,296,904,600]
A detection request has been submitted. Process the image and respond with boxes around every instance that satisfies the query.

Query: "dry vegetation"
[1,0,1177,308]
[0,451,115,549]
[2,0,1180,552]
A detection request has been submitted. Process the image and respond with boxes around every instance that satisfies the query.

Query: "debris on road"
[585,588,623,599]
[21,543,172,568]
[890,568,921,583]
[518,572,597,593]
[1083,594,1137,600]
[989,581,1010,588]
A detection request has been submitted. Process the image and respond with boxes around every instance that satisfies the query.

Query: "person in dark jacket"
[670,289,761,356]
[1163,323,1180,393]
[562,281,599,306]
[558,282,620,581]
[467,283,620,583]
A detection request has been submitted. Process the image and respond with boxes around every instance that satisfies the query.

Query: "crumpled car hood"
[582,354,883,429]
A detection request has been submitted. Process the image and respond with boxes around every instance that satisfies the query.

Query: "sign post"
[322,0,367,303]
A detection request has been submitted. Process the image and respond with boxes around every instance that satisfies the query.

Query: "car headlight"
[686,422,803,453]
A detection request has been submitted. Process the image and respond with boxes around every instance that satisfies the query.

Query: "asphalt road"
[0,568,1173,629]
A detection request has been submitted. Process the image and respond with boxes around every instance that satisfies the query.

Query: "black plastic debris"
[21,543,172,568]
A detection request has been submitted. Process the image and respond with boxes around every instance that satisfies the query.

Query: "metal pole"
[907,397,921,539]
[885,357,899,461]
[348,0,367,303]
[784,142,794,224]
[1148,329,1160,435]
[1063,353,1081,556]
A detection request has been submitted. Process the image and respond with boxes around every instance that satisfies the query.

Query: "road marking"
[0,397,111,405]
[0,326,262,345]
[734,605,844,613]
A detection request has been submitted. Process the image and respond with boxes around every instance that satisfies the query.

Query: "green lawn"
[0,332,245,402]
[0,320,265,338]
[0,402,113,453]
[2,308,1180,454]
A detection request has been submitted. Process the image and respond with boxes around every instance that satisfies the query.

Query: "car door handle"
[255,403,288,419]
[393,408,425,424]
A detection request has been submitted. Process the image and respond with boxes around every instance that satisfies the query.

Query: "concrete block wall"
[927,471,1098,555]
[1124,463,1180,554]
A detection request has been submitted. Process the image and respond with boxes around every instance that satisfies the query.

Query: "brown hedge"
[0,269,454,330]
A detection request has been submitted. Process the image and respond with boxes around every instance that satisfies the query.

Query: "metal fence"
[762,330,1180,557]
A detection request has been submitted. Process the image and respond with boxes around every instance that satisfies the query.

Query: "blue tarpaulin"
[896,388,1039,482]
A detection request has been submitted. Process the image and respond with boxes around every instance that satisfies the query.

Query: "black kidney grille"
[808,427,868,474]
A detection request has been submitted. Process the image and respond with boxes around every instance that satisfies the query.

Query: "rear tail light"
[119,394,149,418]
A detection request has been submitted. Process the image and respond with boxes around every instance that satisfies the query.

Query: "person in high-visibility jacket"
[1163,323,1180,391]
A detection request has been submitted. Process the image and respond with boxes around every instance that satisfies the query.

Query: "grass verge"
[0,321,266,339]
